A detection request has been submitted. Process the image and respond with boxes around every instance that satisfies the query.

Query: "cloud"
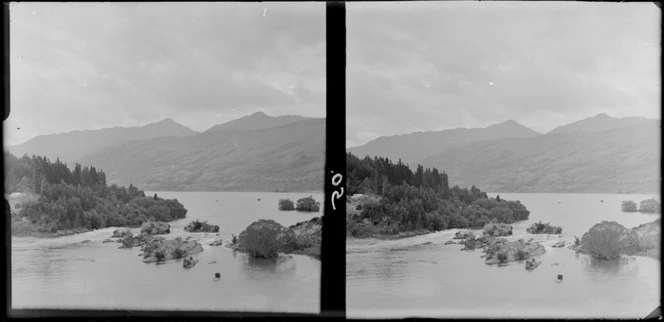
[6,2,325,145]
[347,2,661,146]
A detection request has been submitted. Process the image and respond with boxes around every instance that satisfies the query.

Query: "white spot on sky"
[31,11,36,16]
[263,7,267,17]
[489,82,494,86]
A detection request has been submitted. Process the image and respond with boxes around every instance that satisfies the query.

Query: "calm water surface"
[12,192,322,313]
[347,193,660,319]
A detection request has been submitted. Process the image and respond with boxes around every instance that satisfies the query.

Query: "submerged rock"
[444,240,457,245]
[552,241,566,248]
[140,221,171,235]
[119,233,161,249]
[483,223,513,237]
[525,258,542,270]
[142,238,203,263]
[527,221,563,235]
[102,239,113,243]
[112,228,133,238]
[209,240,223,246]
[454,230,475,240]
[184,220,220,233]
[484,239,546,265]
[183,256,199,269]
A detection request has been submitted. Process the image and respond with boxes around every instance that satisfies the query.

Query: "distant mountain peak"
[204,112,310,133]
[150,118,177,125]
[548,113,655,135]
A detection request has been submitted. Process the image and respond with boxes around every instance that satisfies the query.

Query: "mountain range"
[7,118,198,163]
[6,112,324,192]
[349,114,660,194]
[347,119,541,164]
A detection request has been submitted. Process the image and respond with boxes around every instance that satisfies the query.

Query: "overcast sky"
[347,2,661,147]
[6,2,324,146]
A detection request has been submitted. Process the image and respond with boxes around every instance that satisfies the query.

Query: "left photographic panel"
[6,2,325,314]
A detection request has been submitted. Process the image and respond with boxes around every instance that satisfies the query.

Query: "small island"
[278,196,321,212]
[6,152,188,238]
[345,152,530,239]
[526,221,562,234]
[184,219,220,233]
[228,217,322,259]
[622,198,661,214]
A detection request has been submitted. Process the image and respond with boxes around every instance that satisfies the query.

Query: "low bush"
[296,196,320,212]
[231,234,238,245]
[278,199,295,211]
[497,252,508,263]
[621,200,638,212]
[155,251,166,262]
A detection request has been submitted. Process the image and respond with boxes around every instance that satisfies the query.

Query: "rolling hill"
[347,120,541,165]
[6,118,198,164]
[203,111,310,133]
[547,113,656,135]
[79,118,325,192]
[420,122,661,193]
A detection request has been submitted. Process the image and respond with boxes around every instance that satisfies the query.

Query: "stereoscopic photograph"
[345,2,660,319]
[6,2,324,313]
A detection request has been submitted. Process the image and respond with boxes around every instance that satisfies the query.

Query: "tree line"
[346,152,450,196]
[5,152,107,193]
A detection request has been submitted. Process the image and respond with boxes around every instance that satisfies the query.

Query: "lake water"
[11,191,323,313]
[347,193,661,319]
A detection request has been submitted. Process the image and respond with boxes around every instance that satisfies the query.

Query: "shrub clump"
[621,200,638,212]
[242,224,281,258]
[497,252,508,263]
[579,221,639,260]
[296,196,320,212]
[278,199,295,211]
[638,198,661,213]
[526,221,562,234]
[184,219,219,233]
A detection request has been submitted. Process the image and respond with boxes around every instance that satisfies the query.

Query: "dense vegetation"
[621,200,638,212]
[621,198,660,213]
[638,198,660,213]
[242,224,281,258]
[5,152,187,233]
[296,196,320,212]
[526,221,562,234]
[278,199,295,211]
[346,152,530,237]
[347,152,449,196]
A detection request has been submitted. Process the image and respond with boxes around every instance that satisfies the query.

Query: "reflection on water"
[347,193,660,319]
[240,253,297,278]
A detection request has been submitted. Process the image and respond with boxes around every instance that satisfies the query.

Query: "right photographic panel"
[346,2,661,319]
